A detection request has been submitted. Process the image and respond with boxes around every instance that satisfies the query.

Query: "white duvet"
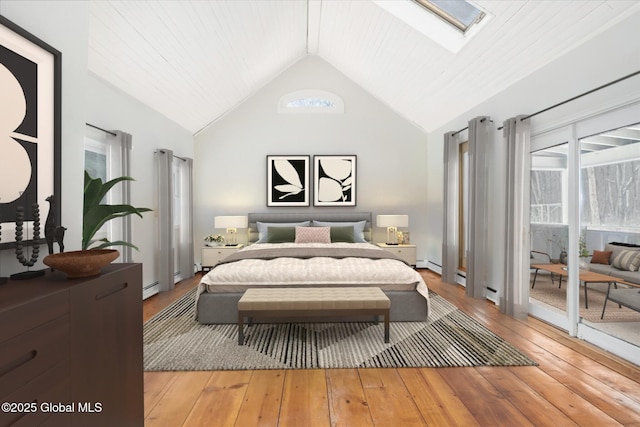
[198,242,429,301]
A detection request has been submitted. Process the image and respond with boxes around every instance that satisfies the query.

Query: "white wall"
[0,2,194,292]
[85,74,194,292]
[194,56,429,262]
[426,9,640,285]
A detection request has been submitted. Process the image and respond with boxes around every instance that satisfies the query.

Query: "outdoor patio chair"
[530,250,558,288]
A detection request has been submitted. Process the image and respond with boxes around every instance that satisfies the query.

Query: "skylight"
[373,0,491,53]
[413,0,486,33]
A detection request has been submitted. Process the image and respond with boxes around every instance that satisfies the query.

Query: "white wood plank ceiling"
[88,1,640,134]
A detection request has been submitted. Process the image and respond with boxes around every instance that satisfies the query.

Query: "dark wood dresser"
[0,263,143,427]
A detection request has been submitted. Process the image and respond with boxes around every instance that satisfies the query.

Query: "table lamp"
[214,215,248,246]
[376,215,409,245]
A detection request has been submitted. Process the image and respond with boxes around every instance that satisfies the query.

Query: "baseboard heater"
[143,280,159,300]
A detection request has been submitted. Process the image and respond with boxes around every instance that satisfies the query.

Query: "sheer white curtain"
[442,131,460,284]
[174,157,194,283]
[155,149,194,292]
[501,116,531,318]
[155,149,174,292]
[466,117,492,299]
[106,131,133,262]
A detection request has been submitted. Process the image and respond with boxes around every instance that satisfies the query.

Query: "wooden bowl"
[43,249,119,279]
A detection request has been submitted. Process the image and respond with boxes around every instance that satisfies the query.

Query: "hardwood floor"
[143,270,640,427]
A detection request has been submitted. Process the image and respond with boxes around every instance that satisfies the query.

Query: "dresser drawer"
[376,243,417,266]
[202,245,243,268]
[0,360,70,427]
[0,315,70,399]
[0,290,69,344]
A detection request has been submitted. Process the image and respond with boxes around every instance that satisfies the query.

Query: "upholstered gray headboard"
[247,212,372,243]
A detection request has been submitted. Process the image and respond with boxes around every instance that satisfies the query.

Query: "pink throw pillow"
[295,226,330,244]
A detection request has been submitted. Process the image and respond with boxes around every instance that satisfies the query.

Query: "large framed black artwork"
[0,16,61,249]
[313,155,356,206]
[266,155,310,207]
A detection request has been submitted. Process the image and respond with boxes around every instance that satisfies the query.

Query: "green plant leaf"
[88,238,140,250]
[82,171,152,250]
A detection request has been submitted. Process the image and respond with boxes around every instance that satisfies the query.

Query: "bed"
[196,212,429,324]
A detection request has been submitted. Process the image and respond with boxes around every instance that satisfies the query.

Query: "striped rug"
[144,288,536,371]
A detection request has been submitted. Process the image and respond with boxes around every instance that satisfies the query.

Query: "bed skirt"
[196,289,428,324]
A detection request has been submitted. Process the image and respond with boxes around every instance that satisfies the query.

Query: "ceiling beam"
[580,135,633,146]
[599,128,640,141]
[307,0,322,54]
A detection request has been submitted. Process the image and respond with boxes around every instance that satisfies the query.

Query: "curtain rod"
[451,70,640,134]
[451,117,490,136]
[155,149,187,162]
[521,69,640,122]
[85,122,116,136]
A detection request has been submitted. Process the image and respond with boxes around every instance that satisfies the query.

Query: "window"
[83,125,131,260]
[413,0,486,33]
[581,159,640,228]
[278,90,344,114]
[84,127,112,244]
[84,140,107,184]
[580,123,640,231]
[530,170,564,224]
[286,98,335,108]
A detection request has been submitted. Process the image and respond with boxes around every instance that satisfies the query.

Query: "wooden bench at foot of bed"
[237,287,391,345]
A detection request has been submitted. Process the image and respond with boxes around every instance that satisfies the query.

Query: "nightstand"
[376,243,417,267]
[201,244,243,271]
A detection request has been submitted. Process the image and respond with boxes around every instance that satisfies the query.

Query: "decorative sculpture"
[45,195,66,254]
[11,203,45,280]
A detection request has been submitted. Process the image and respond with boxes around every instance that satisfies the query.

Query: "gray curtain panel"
[442,130,459,284]
[466,116,492,299]
[501,116,531,319]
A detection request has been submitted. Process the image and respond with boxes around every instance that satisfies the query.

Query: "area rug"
[530,274,640,323]
[144,288,536,371]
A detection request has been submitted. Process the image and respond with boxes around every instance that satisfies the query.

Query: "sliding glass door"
[578,122,640,348]
[529,142,571,329]
[528,101,640,363]
[458,141,469,274]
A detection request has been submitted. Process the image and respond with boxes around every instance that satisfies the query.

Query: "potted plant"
[204,234,225,246]
[43,171,151,278]
[82,171,152,250]
[579,233,590,270]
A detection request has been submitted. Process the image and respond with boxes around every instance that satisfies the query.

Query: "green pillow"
[266,226,296,243]
[330,226,355,243]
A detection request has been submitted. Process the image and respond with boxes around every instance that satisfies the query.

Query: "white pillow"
[256,221,310,243]
[611,249,640,272]
[311,220,367,242]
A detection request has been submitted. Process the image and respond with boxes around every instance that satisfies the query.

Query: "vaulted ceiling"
[88,1,640,135]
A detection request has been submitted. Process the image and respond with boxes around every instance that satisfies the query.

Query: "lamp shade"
[376,215,408,228]
[214,215,248,229]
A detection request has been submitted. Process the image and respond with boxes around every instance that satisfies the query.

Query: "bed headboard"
[247,212,372,243]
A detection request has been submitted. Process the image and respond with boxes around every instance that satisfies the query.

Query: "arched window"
[278,90,344,114]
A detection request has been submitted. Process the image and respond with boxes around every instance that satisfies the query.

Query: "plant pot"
[43,249,119,279]
[560,251,568,265]
[579,257,590,271]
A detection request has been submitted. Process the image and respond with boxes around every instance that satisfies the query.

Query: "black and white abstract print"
[267,155,310,206]
[1,17,60,248]
[314,155,356,206]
